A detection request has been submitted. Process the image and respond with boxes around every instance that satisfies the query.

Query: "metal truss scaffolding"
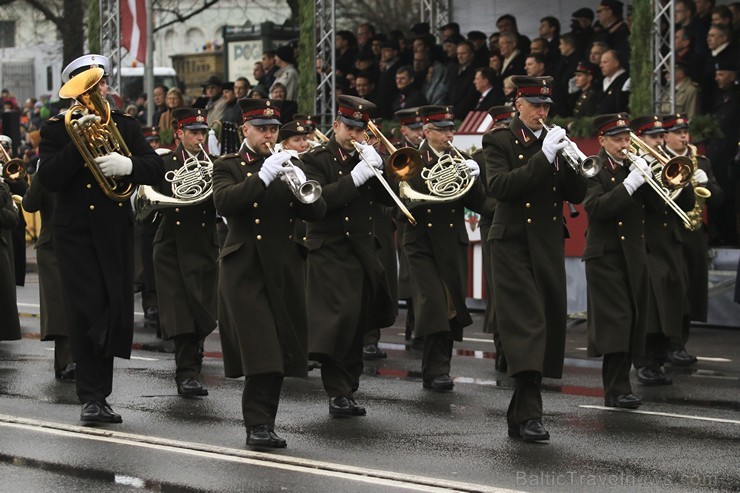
[100,0,122,94]
[420,0,451,39]
[315,0,336,131]
[653,0,676,113]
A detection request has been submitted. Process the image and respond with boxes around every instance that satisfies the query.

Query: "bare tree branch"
[21,0,62,26]
[153,0,221,33]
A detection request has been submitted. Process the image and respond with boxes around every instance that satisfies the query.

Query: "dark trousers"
[243,372,284,428]
[670,315,692,350]
[507,371,543,426]
[634,333,669,369]
[140,218,159,313]
[603,352,633,399]
[363,328,380,346]
[422,330,453,382]
[174,334,202,384]
[75,354,114,403]
[54,336,74,373]
[12,223,26,286]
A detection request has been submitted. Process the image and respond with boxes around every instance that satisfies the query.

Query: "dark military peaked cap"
[487,105,516,125]
[395,107,423,129]
[714,60,737,72]
[172,108,208,131]
[142,126,160,141]
[512,76,554,104]
[238,98,282,126]
[418,105,455,128]
[293,114,316,130]
[574,61,599,77]
[593,113,631,136]
[630,115,664,136]
[279,120,312,142]
[337,95,376,129]
[662,114,689,132]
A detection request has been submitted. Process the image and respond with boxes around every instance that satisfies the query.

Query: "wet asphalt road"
[2,269,739,493]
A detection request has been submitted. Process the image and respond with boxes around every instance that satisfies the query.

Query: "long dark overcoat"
[0,182,20,340]
[402,140,484,340]
[483,117,587,378]
[37,111,164,359]
[300,139,395,361]
[153,145,219,340]
[213,148,326,378]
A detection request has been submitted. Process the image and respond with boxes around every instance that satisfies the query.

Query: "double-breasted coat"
[402,140,484,340]
[152,145,219,340]
[22,174,67,340]
[213,147,326,378]
[483,117,587,378]
[37,111,164,359]
[300,139,396,361]
[0,181,20,340]
[583,149,664,357]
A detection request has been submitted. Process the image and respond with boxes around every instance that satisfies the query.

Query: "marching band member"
[629,115,693,386]
[0,175,20,342]
[214,98,325,447]
[583,113,663,411]
[37,54,164,423]
[22,174,75,379]
[1,135,28,287]
[484,77,587,442]
[153,108,218,397]
[659,114,724,365]
[300,95,396,417]
[405,105,484,392]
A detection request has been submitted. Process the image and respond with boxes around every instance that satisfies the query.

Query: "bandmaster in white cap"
[61,54,111,83]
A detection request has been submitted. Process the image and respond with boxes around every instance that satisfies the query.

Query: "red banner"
[121,0,147,63]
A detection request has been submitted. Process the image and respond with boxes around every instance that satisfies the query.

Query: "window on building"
[0,21,16,48]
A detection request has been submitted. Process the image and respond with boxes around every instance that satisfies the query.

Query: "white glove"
[627,154,651,175]
[355,141,383,169]
[693,168,708,184]
[351,162,376,187]
[465,159,480,177]
[541,126,568,163]
[77,114,101,129]
[622,168,646,195]
[95,152,133,177]
[259,150,290,186]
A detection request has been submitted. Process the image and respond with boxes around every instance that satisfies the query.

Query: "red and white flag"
[121,0,147,63]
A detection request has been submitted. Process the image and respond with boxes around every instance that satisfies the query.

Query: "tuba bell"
[134,145,214,221]
[58,67,134,202]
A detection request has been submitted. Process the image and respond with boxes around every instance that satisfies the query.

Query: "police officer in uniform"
[474,105,515,372]
[214,99,326,448]
[38,54,164,423]
[301,95,396,417]
[659,114,724,365]
[583,113,663,410]
[483,78,587,442]
[153,108,219,396]
[629,115,693,385]
[404,105,484,392]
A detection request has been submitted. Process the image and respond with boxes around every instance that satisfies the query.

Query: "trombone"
[622,132,694,228]
[1,145,26,181]
[538,119,601,177]
[351,120,421,225]
[265,143,322,204]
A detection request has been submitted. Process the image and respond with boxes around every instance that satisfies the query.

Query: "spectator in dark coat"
[447,41,480,120]
[392,66,428,113]
[593,0,631,67]
[376,40,402,119]
[596,49,630,114]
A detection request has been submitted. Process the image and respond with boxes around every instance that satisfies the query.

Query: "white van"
[115,66,181,105]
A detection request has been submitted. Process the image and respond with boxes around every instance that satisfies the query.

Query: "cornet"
[1,145,26,181]
[538,119,601,177]
[265,143,322,204]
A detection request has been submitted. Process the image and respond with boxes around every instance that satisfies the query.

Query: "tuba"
[398,139,475,210]
[59,67,134,202]
[684,143,712,231]
[134,145,214,221]
[1,145,26,181]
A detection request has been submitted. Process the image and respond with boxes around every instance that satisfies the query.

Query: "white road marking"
[42,348,159,361]
[578,405,740,425]
[697,356,732,363]
[18,302,145,317]
[0,415,521,493]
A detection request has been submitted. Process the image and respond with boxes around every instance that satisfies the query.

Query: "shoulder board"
[112,109,134,119]
[48,112,66,123]
[307,144,330,156]
[220,152,240,160]
[490,127,508,134]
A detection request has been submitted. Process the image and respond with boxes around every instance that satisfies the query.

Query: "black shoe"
[422,374,454,392]
[666,348,697,367]
[636,367,672,386]
[495,352,508,372]
[329,396,367,417]
[80,401,123,423]
[362,344,387,360]
[177,377,209,396]
[519,420,550,442]
[246,424,287,448]
[604,393,642,409]
[55,362,76,381]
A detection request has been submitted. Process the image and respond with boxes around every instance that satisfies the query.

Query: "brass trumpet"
[538,119,601,177]
[1,145,26,181]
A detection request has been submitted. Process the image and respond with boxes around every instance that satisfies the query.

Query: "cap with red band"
[238,98,282,126]
[512,75,554,104]
[172,108,208,131]
[593,112,631,136]
[629,115,664,136]
[417,105,455,128]
[662,113,689,132]
[395,107,423,129]
[337,95,376,128]
[488,105,516,125]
